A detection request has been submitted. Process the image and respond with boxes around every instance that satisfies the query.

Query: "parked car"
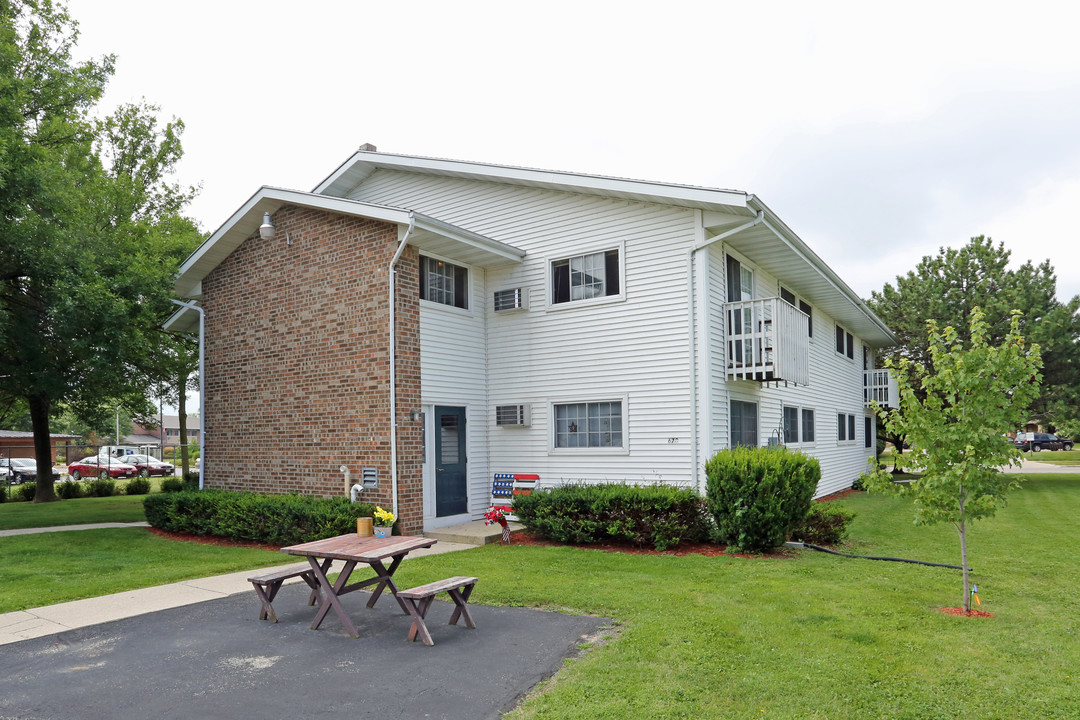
[1013,432,1074,452]
[121,454,175,477]
[67,456,138,481]
[2,457,60,484]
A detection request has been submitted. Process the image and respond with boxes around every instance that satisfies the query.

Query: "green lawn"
[2,475,1077,718]
[0,493,148,530]
[1023,449,1080,465]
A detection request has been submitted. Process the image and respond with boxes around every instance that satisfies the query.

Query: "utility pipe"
[387,214,416,521]
[170,299,205,490]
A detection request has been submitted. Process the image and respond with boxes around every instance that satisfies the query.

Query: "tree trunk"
[28,394,58,503]
[963,518,972,613]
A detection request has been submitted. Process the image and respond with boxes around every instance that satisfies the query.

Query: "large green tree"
[867,308,1042,612]
[0,0,199,500]
[868,236,1080,453]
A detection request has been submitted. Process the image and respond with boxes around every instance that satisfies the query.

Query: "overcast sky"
[67,0,1080,412]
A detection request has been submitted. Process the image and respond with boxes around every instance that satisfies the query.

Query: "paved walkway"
[0,522,472,646]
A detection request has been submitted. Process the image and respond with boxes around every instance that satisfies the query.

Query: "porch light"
[258,212,276,240]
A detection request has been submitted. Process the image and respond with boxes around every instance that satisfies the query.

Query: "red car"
[120,454,175,478]
[68,456,138,481]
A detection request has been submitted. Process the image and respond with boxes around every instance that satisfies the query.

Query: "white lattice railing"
[864,369,898,407]
[725,297,809,385]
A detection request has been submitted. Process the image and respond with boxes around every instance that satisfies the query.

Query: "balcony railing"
[864,369,898,407]
[725,297,809,385]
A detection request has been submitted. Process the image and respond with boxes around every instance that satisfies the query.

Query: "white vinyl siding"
[351,170,699,491]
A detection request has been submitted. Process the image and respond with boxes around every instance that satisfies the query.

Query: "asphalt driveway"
[0,583,609,720]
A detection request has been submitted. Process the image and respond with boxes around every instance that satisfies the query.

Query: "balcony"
[725,297,809,385]
[864,369,898,408]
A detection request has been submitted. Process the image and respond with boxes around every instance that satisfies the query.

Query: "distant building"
[130,415,201,448]
[0,430,82,462]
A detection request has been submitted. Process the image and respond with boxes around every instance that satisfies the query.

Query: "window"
[864,416,873,449]
[801,409,815,443]
[835,325,854,359]
[554,401,622,448]
[730,400,758,448]
[727,255,754,302]
[552,249,620,304]
[420,256,468,309]
[783,406,799,444]
[779,286,814,338]
[784,406,816,445]
[837,413,857,442]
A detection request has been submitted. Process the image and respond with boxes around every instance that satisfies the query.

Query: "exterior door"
[434,406,468,517]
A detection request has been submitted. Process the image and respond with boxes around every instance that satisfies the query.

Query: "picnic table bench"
[398,576,478,646]
[247,566,321,623]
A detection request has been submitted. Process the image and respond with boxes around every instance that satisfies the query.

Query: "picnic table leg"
[252,580,283,622]
[307,557,361,638]
[446,584,476,629]
[366,556,410,614]
[403,596,438,646]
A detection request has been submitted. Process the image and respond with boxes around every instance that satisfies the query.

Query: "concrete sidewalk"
[0,523,472,646]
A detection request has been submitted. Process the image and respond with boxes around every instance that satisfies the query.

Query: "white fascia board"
[173,187,413,297]
[315,150,750,210]
[746,196,898,345]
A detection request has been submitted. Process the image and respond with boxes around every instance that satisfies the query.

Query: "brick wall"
[201,205,424,533]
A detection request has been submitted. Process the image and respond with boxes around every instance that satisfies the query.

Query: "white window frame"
[548,395,629,455]
[837,412,858,444]
[419,253,472,314]
[783,405,816,446]
[546,242,626,311]
[834,324,854,360]
[779,284,813,339]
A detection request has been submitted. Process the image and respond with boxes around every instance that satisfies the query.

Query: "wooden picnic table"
[280,534,437,638]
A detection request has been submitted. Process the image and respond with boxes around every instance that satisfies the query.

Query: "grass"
[0,493,148,530]
[0,528,294,612]
[1022,449,1080,465]
[2,474,1077,718]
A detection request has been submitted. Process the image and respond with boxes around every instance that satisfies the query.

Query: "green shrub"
[15,482,36,502]
[143,490,377,546]
[125,478,151,495]
[86,478,115,497]
[788,502,856,545]
[511,483,710,551]
[0,485,7,503]
[705,446,819,552]
[57,480,83,499]
[161,478,185,493]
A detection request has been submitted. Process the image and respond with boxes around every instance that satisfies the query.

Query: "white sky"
[67,0,1080,411]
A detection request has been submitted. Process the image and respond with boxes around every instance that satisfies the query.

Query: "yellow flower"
[373,506,395,527]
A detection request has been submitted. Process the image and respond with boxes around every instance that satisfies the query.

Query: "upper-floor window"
[552,249,620,304]
[420,256,468,309]
[835,325,854,359]
[727,254,754,302]
[779,286,813,337]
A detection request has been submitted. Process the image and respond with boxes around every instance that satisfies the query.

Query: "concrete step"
[424,519,524,546]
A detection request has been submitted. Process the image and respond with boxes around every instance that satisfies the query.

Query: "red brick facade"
[201,206,424,533]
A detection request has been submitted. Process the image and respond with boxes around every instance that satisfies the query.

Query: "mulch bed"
[939,607,994,618]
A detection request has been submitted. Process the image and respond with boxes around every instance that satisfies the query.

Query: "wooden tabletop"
[281,534,437,562]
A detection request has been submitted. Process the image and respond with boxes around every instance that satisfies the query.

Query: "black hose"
[784,541,971,572]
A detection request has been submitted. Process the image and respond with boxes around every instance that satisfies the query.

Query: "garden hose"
[784,541,971,572]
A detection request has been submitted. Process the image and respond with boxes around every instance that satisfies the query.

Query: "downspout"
[170,299,205,490]
[388,213,416,521]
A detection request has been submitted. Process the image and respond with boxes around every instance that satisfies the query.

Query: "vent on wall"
[495,404,531,427]
[493,287,528,312]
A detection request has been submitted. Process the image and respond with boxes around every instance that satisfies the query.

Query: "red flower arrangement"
[484,505,513,543]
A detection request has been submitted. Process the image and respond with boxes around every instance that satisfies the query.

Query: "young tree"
[867,307,1042,612]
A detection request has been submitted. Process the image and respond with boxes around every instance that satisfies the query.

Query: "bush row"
[511,483,711,551]
[143,490,377,546]
[0,477,154,502]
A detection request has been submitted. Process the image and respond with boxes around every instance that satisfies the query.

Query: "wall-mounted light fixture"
[259,211,292,245]
[409,409,422,422]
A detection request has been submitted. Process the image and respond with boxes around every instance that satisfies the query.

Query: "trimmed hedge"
[511,483,710,551]
[143,489,377,546]
[705,446,819,552]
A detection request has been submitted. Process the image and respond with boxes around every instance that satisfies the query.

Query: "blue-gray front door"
[434,406,468,517]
